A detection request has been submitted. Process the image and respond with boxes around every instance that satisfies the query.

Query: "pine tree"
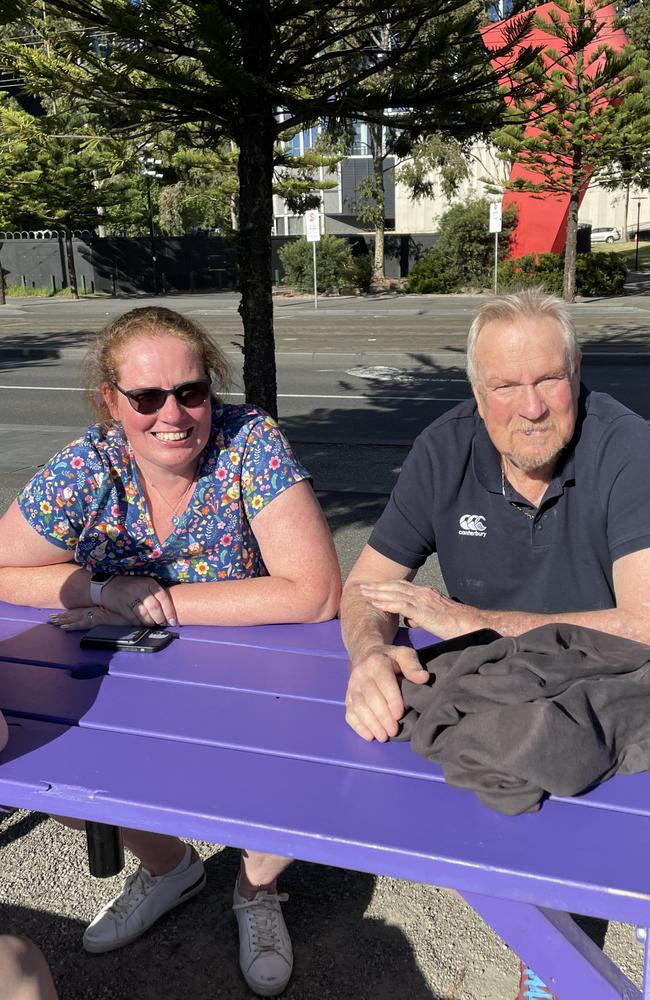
[490,0,650,301]
[0,1,535,413]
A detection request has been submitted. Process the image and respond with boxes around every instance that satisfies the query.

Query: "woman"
[0,306,341,997]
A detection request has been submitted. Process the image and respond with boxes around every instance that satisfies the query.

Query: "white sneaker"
[233,875,293,996]
[83,848,206,953]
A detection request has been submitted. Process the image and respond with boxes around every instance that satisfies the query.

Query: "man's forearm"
[340,582,400,664]
[477,605,650,645]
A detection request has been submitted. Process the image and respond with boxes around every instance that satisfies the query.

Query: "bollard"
[274,269,280,285]
[49,275,56,294]
[91,279,95,294]
[85,821,125,878]
[81,274,87,294]
[20,275,26,288]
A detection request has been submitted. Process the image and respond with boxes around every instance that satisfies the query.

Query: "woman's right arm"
[0,501,177,623]
[0,500,90,608]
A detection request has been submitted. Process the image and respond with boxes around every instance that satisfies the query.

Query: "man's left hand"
[358,580,484,638]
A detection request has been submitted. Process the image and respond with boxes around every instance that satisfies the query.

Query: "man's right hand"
[345,644,428,742]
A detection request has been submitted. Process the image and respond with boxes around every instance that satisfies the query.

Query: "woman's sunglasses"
[114,379,211,414]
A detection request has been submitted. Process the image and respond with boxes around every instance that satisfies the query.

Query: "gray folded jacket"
[394,623,650,815]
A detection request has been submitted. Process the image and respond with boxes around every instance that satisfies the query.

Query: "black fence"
[0,232,438,295]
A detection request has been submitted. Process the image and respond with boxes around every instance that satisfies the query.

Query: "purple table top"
[2,602,650,928]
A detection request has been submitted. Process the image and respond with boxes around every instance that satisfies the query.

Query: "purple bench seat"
[0,603,648,999]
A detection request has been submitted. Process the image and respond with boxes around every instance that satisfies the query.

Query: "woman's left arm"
[170,481,341,625]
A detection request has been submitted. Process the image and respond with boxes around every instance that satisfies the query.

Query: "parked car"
[627,225,650,242]
[590,226,621,244]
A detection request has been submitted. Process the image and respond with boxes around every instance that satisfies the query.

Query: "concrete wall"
[392,140,650,237]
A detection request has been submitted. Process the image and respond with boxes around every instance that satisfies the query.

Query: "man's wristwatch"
[89,572,115,605]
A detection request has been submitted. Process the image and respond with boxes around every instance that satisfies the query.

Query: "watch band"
[89,574,115,605]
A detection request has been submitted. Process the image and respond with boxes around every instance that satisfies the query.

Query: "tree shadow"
[2,844,442,1000]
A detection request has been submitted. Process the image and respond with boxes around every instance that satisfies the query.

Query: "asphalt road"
[2,289,650,501]
[0,290,649,999]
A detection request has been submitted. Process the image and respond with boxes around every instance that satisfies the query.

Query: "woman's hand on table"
[49,605,129,631]
[99,575,178,626]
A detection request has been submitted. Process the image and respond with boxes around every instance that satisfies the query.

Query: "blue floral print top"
[17,404,310,583]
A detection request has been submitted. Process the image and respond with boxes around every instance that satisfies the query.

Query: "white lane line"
[0,384,466,403]
[0,384,85,391]
[223,392,466,402]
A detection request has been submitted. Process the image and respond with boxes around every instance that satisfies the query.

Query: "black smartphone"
[80,625,177,653]
[415,628,502,667]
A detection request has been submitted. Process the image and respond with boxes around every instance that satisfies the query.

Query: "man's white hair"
[466,288,581,387]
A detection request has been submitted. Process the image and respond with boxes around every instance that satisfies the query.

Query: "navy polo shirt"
[368,388,650,614]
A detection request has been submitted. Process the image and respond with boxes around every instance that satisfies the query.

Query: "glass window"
[289,132,302,157]
[287,216,304,236]
[274,217,286,236]
[350,122,369,156]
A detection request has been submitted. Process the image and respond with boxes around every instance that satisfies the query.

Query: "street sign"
[304,209,321,242]
[489,202,502,234]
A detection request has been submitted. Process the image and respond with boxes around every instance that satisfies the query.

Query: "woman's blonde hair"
[83,306,231,423]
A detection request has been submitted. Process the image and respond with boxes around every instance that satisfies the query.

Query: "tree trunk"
[370,125,386,285]
[63,226,79,300]
[230,141,240,231]
[563,149,583,303]
[236,5,277,418]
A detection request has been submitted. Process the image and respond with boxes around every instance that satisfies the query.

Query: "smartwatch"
[89,572,115,605]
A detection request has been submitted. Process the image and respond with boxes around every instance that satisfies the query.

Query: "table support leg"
[462,890,642,1000]
[643,931,650,998]
[85,821,124,878]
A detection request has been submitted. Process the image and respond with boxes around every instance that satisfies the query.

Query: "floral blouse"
[17,404,310,582]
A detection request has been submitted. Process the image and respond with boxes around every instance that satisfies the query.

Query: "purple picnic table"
[0,600,648,999]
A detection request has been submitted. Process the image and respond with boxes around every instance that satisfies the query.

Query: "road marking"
[0,384,85,391]
[0,384,467,403]
[223,392,466,401]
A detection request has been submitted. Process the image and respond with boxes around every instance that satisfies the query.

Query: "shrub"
[498,252,563,294]
[278,235,353,293]
[499,250,627,297]
[406,250,460,293]
[344,252,373,291]
[435,197,517,290]
[575,251,627,297]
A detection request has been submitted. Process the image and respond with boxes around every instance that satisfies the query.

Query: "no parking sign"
[304,209,321,242]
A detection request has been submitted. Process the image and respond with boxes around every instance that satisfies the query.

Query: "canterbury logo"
[458,514,487,537]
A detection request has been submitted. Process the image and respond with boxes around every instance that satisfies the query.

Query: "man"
[341,288,650,744]
[341,287,650,998]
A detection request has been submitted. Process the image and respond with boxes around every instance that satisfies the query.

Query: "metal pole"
[635,200,641,271]
[313,239,318,310]
[493,232,499,294]
[146,176,158,295]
